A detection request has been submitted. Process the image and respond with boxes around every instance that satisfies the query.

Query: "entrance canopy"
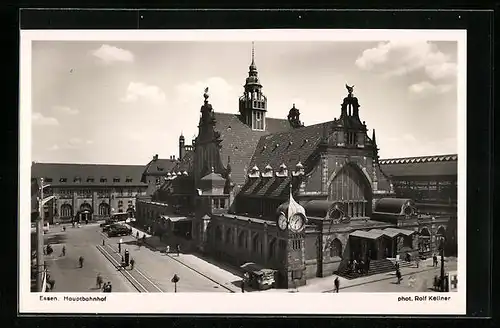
[350,227,416,240]
[159,215,190,223]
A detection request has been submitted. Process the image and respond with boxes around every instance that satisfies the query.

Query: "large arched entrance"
[419,227,432,256]
[327,162,372,219]
[78,203,93,222]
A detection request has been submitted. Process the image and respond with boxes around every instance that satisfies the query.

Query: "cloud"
[91,44,134,64]
[32,112,59,126]
[121,82,166,105]
[381,134,457,158]
[408,81,454,96]
[355,41,457,81]
[52,105,79,115]
[48,144,60,151]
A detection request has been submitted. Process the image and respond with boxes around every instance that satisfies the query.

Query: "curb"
[321,266,442,293]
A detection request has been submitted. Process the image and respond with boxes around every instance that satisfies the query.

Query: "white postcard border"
[19,29,467,315]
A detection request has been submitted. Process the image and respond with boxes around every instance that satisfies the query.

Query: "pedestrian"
[176,244,180,256]
[366,257,371,273]
[334,277,340,293]
[433,254,438,267]
[79,256,84,268]
[142,234,146,243]
[118,242,122,254]
[107,282,112,292]
[63,226,66,232]
[415,257,420,268]
[396,269,402,284]
[136,231,139,239]
[241,279,245,293]
[166,245,170,253]
[61,245,66,257]
[102,239,105,246]
[96,273,103,289]
[130,258,135,270]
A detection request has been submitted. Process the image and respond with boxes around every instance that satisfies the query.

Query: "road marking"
[99,232,164,293]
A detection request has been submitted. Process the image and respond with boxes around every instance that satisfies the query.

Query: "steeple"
[372,129,379,162]
[288,103,303,128]
[239,42,267,131]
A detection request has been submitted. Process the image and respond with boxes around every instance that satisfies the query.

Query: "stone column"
[247,228,252,255]
[92,191,97,218]
[72,191,77,218]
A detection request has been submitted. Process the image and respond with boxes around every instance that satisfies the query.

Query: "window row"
[55,177,134,183]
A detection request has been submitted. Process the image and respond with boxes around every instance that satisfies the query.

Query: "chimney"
[153,154,158,161]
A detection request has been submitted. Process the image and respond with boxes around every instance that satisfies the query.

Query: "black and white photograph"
[20,29,466,315]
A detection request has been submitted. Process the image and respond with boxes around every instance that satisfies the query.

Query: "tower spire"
[251,41,255,65]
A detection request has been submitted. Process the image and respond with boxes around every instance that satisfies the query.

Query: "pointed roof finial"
[372,129,377,144]
[251,41,255,64]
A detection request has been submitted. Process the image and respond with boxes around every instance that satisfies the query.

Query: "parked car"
[102,223,121,232]
[107,225,132,237]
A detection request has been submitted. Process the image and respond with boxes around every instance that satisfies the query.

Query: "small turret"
[179,133,185,160]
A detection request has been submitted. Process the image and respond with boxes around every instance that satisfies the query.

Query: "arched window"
[60,204,72,217]
[238,231,247,248]
[215,226,222,243]
[268,238,276,260]
[252,233,260,254]
[329,238,342,258]
[98,203,110,216]
[225,228,232,244]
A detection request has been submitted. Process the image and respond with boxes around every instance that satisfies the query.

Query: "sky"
[30,40,458,165]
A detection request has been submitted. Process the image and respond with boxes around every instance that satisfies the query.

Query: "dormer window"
[262,164,273,178]
[60,178,67,183]
[100,177,107,183]
[125,177,133,182]
[347,132,356,145]
[86,177,95,183]
[292,161,305,177]
[182,171,188,176]
[74,177,81,183]
[157,166,164,171]
[248,165,260,178]
[113,177,120,183]
[276,163,288,177]
[45,178,53,183]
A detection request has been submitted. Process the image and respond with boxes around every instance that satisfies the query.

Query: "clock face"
[277,214,288,231]
[289,214,305,232]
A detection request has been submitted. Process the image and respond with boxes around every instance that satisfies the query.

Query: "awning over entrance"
[384,227,416,236]
[350,227,416,240]
[159,215,190,223]
[350,230,385,240]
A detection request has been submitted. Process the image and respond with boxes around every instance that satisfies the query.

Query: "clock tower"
[277,184,307,288]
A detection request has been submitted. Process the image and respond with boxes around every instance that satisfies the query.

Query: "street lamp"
[36,178,54,292]
[439,236,446,292]
[171,274,179,293]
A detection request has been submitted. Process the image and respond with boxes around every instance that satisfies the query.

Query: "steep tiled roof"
[238,176,301,199]
[32,162,147,187]
[379,154,458,178]
[373,198,413,214]
[168,150,195,175]
[213,113,292,186]
[249,121,335,173]
[142,158,178,177]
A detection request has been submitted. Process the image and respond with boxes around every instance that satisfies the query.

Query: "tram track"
[96,244,163,293]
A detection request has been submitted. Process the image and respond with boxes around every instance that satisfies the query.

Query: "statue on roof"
[203,87,209,101]
[346,84,354,95]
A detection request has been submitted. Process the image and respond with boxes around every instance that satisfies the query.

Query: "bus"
[111,212,134,222]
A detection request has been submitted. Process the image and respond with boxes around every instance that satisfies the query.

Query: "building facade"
[135,49,458,288]
[31,163,148,223]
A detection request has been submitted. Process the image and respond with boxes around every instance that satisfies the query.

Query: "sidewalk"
[123,224,241,292]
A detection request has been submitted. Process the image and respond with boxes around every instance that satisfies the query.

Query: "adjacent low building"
[31,163,148,223]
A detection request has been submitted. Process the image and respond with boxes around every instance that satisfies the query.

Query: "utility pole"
[36,178,45,292]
